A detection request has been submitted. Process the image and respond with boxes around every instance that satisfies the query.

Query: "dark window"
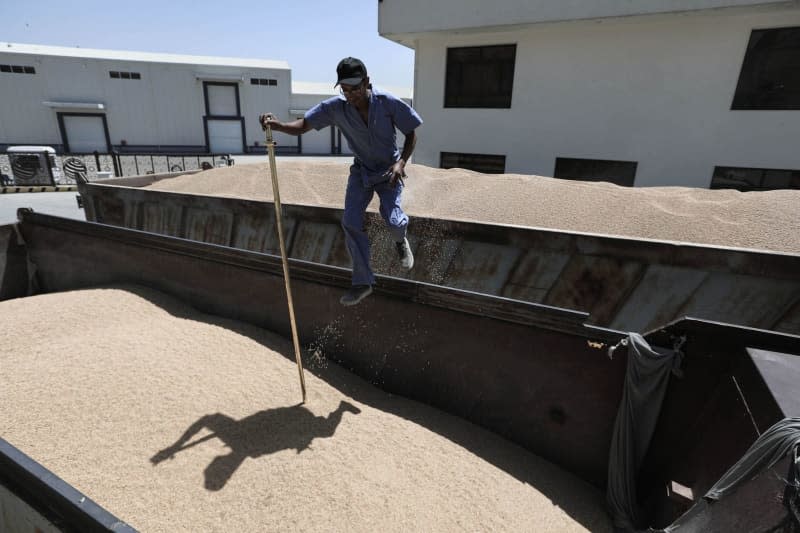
[440,152,506,174]
[732,26,800,110]
[250,78,278,87]
[111,70,140,80]
[445,44,516,108]
[711,166,800,191]
[554,157,638,186]
[250,78,277,87]
[2,64,35,74]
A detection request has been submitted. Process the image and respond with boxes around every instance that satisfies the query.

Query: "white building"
[0,43,298,155]
[0,43,413,159]
[379,0,800,189]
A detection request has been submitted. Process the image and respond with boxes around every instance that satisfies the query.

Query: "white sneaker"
[396,238,414,270]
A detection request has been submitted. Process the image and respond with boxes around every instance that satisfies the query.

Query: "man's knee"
[387,209,408,230]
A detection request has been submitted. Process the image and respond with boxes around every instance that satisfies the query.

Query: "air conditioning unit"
[6,146,62,186]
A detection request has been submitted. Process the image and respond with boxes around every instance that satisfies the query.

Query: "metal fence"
[0,152,234,186]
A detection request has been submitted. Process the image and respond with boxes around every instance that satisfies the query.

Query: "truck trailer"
[1,206,798,531]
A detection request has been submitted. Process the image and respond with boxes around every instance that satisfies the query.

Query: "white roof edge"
[0,42,291,70]
[7,146,57,153]
[43,101,105,110]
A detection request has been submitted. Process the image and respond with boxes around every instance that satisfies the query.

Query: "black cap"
[335,57,367,87]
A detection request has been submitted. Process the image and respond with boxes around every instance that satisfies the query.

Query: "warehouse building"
[0,42,411,158]
[0,43,294,154]
[378,0,800,188]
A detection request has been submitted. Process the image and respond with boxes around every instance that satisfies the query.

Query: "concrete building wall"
[240,70,292,152]
[0,45,290,154]
[289,90,333,154]
[406,6,800,186]
[379,0,794,37]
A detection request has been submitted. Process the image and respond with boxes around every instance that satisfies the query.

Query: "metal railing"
[0,152,234,186]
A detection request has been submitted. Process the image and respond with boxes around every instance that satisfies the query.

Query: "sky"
[0,0,416,88]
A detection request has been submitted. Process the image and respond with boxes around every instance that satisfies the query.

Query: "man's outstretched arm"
[259,113,313,136]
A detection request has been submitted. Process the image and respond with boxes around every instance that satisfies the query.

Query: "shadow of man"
[150,401,361,490]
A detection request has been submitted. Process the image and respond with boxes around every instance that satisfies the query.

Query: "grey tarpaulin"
[606,332,683,531]
[661,418,800,532]
[705,417,800,500]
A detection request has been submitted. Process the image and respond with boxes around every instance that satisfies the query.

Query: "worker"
[260,57,423,306]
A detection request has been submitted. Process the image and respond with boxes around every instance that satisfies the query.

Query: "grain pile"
[1,286,611,532]
[144,160,800,253]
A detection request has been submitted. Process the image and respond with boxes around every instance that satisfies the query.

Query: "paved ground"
[0,155,351,225]
[0,191,84,225]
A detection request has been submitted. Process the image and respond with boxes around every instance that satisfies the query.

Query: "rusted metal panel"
[184,208,234,246]
[610,265,709,333]
[290,221,340,264]
[544,255,645,325]
[93,194,127,227]
[676,274,800,330]
[324,228,352,269]
[0,224,28,301]
[76,178,800,335]
[773,297,800,333]
[141,201,182,237]
[230,211,273,252]
[442,241,523,294]
[501,249,571,302]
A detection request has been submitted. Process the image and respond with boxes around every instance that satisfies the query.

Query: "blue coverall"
[304,87,423,286]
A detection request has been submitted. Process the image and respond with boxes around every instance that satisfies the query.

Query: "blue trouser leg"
[342,172,377,286]
[341,172,409,286]
[375,179,408,243]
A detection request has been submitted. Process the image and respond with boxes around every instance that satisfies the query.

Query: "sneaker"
[396,238,414,270]
[340,285,373,306]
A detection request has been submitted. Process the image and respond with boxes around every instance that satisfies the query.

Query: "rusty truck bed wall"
[11,210,627,488]
[78,177,800,336]
[3,212,799,531]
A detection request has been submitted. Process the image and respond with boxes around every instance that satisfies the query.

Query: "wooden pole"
[265,125,307,403]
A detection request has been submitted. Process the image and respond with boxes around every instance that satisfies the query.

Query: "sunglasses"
[339,83,365,96]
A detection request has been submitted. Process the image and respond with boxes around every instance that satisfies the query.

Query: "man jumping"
[260,57,423,306]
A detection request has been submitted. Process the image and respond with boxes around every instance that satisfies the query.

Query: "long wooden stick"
[265,125,307,403]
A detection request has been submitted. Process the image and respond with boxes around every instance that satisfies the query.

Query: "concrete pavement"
[0,191,85,225]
